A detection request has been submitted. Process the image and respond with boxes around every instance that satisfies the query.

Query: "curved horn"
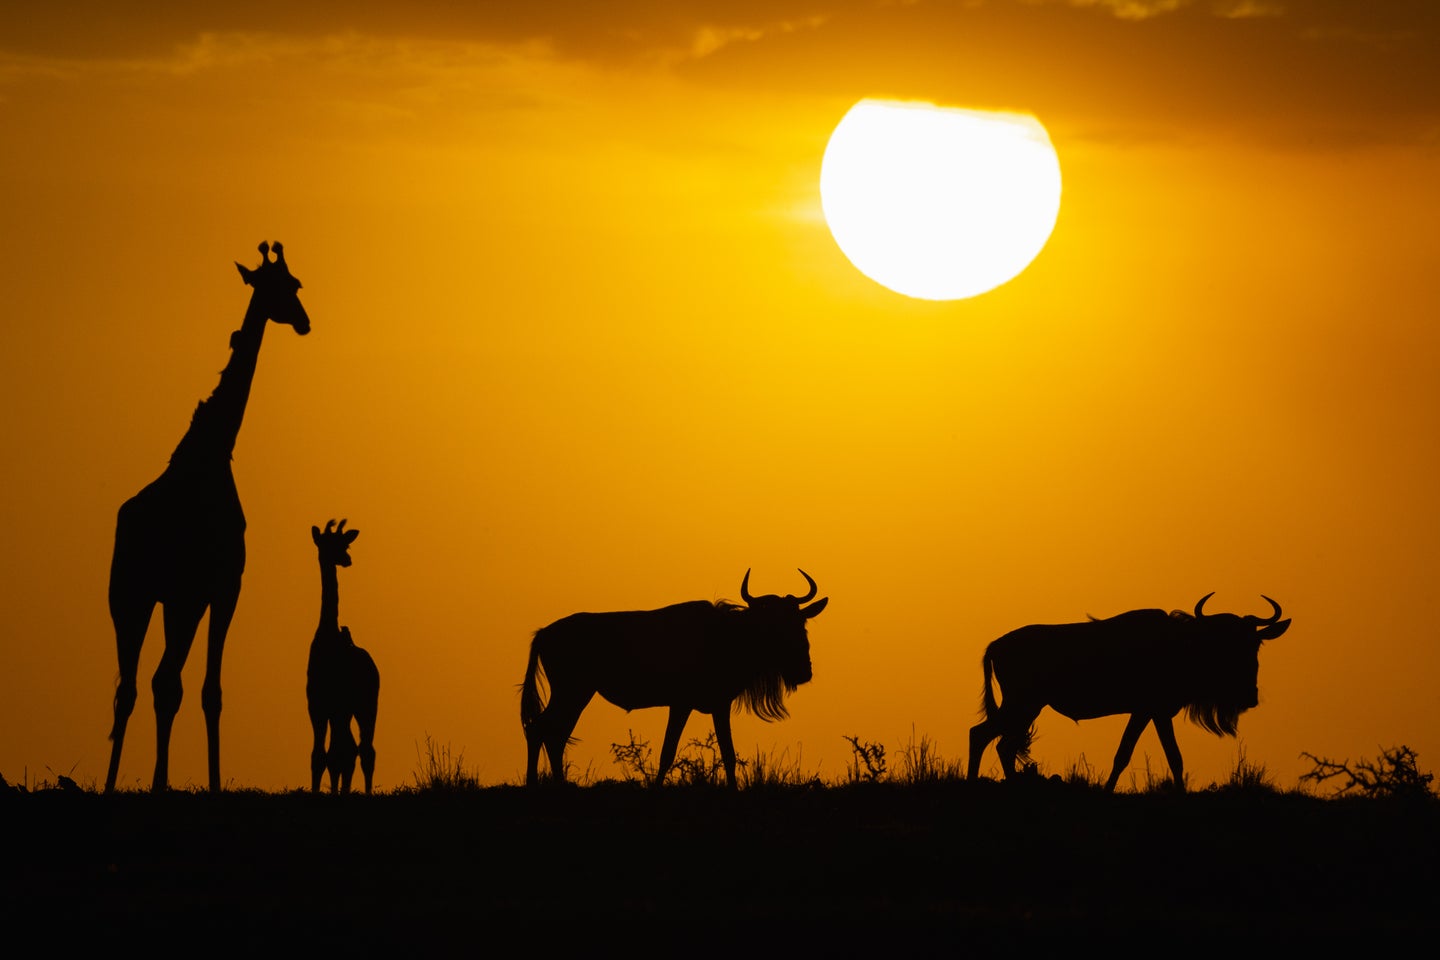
[796,568,818,604]
[1194,592,1215,618]
[1256,595,1283,624]
[740,569,754,605]
[324,519,337,535]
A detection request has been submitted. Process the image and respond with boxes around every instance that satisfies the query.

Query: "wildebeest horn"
[1194,592,1216,619]
[1254,595,1283,625]
[740,569,754,604]
[796,568,818,604]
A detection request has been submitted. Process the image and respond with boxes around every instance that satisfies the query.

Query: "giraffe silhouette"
[307,520,380,794]
[104,241,310,794]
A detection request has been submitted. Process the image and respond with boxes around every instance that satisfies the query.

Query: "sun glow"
[820,99,1062,301]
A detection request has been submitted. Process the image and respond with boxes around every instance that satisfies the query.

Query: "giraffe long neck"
[317,558,340,639]
[168,293,269,469]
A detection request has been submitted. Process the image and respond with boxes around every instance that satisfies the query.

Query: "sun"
[820,99,1062,301]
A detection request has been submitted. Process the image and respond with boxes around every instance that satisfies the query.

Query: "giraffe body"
[307,520,380,794]
[104,242,309,794]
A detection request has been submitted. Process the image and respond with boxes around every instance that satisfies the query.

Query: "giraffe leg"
[106,595,154,793]
[329,714,358,794]
[202,582,239,794]
[355,700,378,796]
[153,600,205,792]
[309,712,328,792]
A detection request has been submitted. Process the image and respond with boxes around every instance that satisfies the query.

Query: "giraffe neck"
[168,293,269,469]
[317,558,340,640]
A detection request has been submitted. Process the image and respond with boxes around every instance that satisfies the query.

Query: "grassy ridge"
[4,778,1436,952]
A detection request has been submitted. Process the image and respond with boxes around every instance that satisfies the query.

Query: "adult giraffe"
[105,241,310,793]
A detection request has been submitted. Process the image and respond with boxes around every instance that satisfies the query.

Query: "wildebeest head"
[1177,593,1291,735]
[731,569,828,718]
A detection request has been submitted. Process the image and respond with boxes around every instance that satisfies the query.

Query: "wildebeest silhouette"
[967,593,1291,790]
[521,569,828,787]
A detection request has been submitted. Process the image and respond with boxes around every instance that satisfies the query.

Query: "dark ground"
[3,780,1436,955]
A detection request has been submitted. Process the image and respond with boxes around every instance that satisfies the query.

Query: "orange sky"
[2,0,1437,792]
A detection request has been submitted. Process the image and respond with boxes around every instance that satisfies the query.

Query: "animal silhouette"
[522,569,828,787]
[967,594,1291,790]
[104,242,310,793]
[307,519,380,794]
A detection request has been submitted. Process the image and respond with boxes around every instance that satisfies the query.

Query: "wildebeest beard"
[1184,697,1245,737]
[736,671,796,722]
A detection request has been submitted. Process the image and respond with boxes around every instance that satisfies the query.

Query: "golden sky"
[2,0,1437,791]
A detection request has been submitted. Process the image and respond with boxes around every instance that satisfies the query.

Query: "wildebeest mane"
[713,599,794,722]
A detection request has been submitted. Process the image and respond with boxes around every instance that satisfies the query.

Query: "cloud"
[685,15,828,61]
[1212,0,1284,18]
[1063,0,1191,20]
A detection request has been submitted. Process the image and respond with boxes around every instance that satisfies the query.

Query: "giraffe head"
[235,241,310,335]
[312,519,359,567]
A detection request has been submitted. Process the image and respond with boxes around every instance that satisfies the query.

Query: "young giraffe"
[105,242,310,794]
[308,519,380,794]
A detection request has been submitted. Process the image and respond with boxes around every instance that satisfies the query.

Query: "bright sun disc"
[820,99,1062,301]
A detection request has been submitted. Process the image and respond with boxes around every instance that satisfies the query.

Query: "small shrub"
[669,732,739,786]
[609,729,655,783]
[608,730,743,786]
[843,734,888,783]
[1299,745,1435,800]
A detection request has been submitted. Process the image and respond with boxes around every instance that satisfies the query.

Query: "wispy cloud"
[1040,0,1192,20]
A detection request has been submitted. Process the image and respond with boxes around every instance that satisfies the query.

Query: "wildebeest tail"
[520,634,548,729]
[978,644,1000,720]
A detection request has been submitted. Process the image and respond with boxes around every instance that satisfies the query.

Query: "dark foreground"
[4,780,1437,954]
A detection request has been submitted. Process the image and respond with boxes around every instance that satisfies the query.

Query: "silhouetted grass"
[407,734,483,792]
[6,751,1435,953]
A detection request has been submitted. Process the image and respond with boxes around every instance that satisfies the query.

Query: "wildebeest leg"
[525,719,544,786]
[968,716,1001,780]
[656,707,692,785]
[711,707,739,788]
[994,702,1042,779]
[540,688,594,783]
[1105,713,1151,791]
[1152,714,1186,791]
